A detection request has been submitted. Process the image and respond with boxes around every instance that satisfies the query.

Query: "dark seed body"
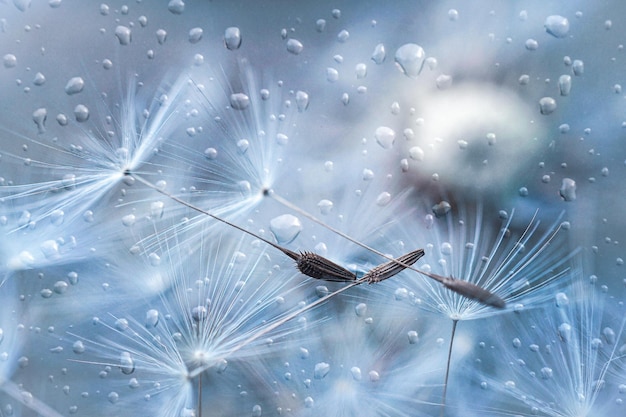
[442,278,506,308]
[363,249,425,284]
[296,251,357,282]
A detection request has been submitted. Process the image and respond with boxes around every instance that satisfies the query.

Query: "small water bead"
[295,90,309,112]
[544,15,570,38]
[374,126,395,149]
[114,26,131,45]
[394,287,409,301]
[558,323,572,342]
[107,392,119,404]
[555,292,569,307]
[337,29,349,43]
[436,74,452,89]
[270,214,302,244]
[145,309,159,328]
[74,104,89,122]
[376,192,391,206]
[540,367,553,379]
[315,19,326,32]
[558,75,571,96]
[448,9,459,21]
[407,330,419,344]
[350,366,362,381]
[317,199,333,215]
[32,108,47,133]
[286,39,303,55]
[64,77,84,95]
[432,201,451,218]
[539,97,557,115]
[72,341,85,354]
[314,362,330,379]
[304,397,314,408]
[168,0,184,14]
[371,43,385,64]
[120,352,135,375]
[252,405,262,417]
[188,27,203,44]
[33,72,45,85]
[355,63,367,79]
[326,67,339,82]
[355,303,367,317]
[572,59,584,75]
[53,281,68,294]
[156,29,167,44]
[525,39,538,50]
[3,54,17,68]
[368,370,380,382]
[394,43,426,78]
[223,27,241,50]
[148,252,161,266]
[559,178,576,201]
[230,93,250,110]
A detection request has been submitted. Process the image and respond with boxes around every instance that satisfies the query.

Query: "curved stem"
[441,319,458,417]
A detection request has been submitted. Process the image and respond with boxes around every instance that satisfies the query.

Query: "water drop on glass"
[188,27,202,44]
[64,77,84,95]
[316,19,326,32]
[355,303,367,317]
[572,59,584,75]
[168,0,184,14]
[286,39,303,55]
[32,108,47,133]
[355,63,367,79]
[394,43,425,78]
[270,214,302,244]
[559,178,576,201]
[371,43,385,64]
[230,93,250,110]
[74,104,89,122]
[558,74,571,96]
[376,192,391,206]
[326,67,339,82]
[314,362,330,379]
[222,26,242,50]
[114,26,132,45]
[368,370,380,382]
[525,39,538,50]
[337,29,349,43]
[120,352,135,375]
[544,15,569,38]
[432,201,451,217]
[3,54,16,68]
[72,341,85,354]
[374,126,395,149]
[148,252,161,266]
[317,199,333,215]
[33,72,45,85]
[156,29,167,44]
[539,97,556,115]
[407,330,419,344]
[145,309,159,328]
[295,90,309,112]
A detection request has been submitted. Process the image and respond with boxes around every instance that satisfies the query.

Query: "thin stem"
[197,373,202,417]
[441,319,458,417]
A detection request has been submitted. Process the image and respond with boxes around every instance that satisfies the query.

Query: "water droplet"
[555,292,569,307]
[544,15,569,38]
[114,26,132,45]
[192,306,208,322]
[74,104,89,122]
[317,199,333,215]
[603,327,616,344]
[559,178,576,201]
[540,367,553,379]
[188,27,203,44]
[436,74,453,89]
[151,201,164,219]
[525,39,539,51]
[368,370,380,382]
[167,0,184,14]
[409,146,424,161]
[371,43,386,64]
[432,201,451,218]
[122,214,135,227]
[374,126,395,149]
[53,281,68,294]
[156,29,167,44]
[276,133,288,146]
[394,43,426,78]
[355,303,367,317]
[337,29,349,43]
[315,19,326,32]
[13,0,30,12]
[407,330,419,344]
[572,59,584,76]
[252,405,262,417]
[72,341,85,354]
[3,54,17,68]
[33,72,45,85]
[145,309,159,328]
[0,328,4,344]
[558,323,572,342]
[286,39,303,55]
[314,362,330,379]
[441,242,452,255]
[32,108,47,133]
[304,397,314,408]
[230,93,250,110]
[270,214,302,244]
[148,253,161,266]
[295,90,309,112]
[120,352,135,375]
[64,77,84,95]
[558,75,571,96]
[539,97,557,115]
[326,67,339,82]
[376,192,391,206]
[107,392,119,404]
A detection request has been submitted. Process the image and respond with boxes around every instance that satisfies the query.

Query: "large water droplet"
[544,15,569,38]
[558,75,571,96]
[168,0,184,14]
[64,77,84,95]
[120,352,135,375]
[74,104,89,122]
[222,26,242,50]
[32,108,47,133]
[374,126,395,149]
[114,26,132,45]
[539,97,557,115]
[270,214,302,244]
[314,362,330,379]
[230,93,250,110]
[559,178,576,201]
[394,43,426,78]
[371,43,386,64]
[286,39,303,55]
